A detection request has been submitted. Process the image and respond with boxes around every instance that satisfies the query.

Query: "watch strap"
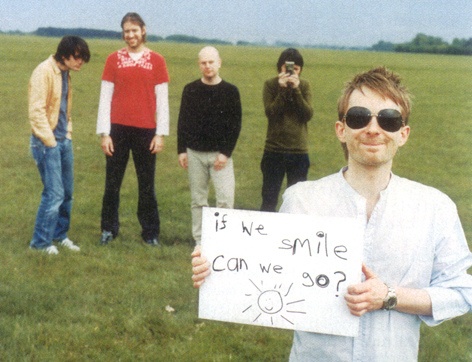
[382,284,397,310]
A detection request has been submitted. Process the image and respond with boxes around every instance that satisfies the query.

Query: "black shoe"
[145,238,161,247]
[100,230,114,245]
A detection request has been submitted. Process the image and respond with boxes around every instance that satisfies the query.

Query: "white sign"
[199,207,364,337]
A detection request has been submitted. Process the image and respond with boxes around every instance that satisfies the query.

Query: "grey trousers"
[187,148,235,244]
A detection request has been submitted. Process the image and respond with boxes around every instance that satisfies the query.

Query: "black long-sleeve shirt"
[177,79,242,157]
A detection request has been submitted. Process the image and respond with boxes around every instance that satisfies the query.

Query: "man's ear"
[335,120,346,143]
[398,125,411,147]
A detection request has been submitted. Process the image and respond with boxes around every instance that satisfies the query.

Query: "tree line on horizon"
[1,27,471,55]
[372,33,472,56]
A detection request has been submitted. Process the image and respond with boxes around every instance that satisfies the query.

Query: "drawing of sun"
[242,279,306,326]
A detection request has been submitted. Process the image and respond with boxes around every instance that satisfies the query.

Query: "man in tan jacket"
[29,36,90,254]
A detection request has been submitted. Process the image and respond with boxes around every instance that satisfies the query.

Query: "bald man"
[177,46,242,245]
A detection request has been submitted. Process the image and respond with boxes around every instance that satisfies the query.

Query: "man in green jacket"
[260,48,313,212]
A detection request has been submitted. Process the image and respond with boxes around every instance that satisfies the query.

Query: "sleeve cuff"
[421,287,471,326]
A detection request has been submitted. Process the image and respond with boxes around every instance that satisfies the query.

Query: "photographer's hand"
[278,71,290,88]
[287,73,300,89]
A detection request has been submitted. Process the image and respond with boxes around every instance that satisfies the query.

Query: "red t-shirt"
[102,48,169,129]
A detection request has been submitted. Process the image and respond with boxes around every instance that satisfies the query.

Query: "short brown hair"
[336,67,412,159]
[337,66,412,123]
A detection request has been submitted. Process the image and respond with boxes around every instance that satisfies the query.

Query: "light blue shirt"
[280,169,472,362]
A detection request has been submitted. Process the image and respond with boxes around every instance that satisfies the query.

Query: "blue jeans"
[30,136,74,249]
[260,151,310,212]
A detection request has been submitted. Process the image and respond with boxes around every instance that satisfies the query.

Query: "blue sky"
[1,0,471,46]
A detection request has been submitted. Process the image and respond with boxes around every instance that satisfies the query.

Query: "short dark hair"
[121,12,147,42]
[276,48,304,73]
[54,36,90,64]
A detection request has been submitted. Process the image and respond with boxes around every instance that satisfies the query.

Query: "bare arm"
[344,264,432,317]
[395,287,432,315]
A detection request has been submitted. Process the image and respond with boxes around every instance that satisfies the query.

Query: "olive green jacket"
[263,77,313,153]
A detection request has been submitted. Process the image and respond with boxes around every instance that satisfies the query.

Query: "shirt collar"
[338,166,396,199]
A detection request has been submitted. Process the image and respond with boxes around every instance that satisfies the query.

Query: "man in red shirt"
[96,12,170,246]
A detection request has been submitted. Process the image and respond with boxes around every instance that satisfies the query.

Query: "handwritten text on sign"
[199,207,364,337]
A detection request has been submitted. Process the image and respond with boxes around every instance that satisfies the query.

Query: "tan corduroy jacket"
[28,55,72,147]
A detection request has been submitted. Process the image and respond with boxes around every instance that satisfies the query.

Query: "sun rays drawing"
[242,279,306,327]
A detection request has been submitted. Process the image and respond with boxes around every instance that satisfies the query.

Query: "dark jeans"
[260,151,310,212]
[101,124,160,240]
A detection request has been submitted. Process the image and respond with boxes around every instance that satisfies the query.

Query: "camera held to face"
[285,61,294,75]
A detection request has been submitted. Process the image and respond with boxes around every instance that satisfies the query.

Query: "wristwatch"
[382,284,397,310]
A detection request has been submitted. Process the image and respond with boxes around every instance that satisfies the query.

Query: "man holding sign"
[192,67,472,361]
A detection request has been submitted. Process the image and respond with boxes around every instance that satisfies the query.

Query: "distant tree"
[411,33,447,47]
[34,27,122,39]
[147,35,164,42]
[166,34,202,43]
[165,34,231,45]
[394,33,471,55]
[371,40,395,52]
[32,27,163,42]
[236,40,253,46]
[274,40,299,48]
[448,37,472,55]
[0,29,25,35]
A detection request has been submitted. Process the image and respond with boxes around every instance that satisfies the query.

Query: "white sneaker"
[60,238,80,251]
[45,245,59,255]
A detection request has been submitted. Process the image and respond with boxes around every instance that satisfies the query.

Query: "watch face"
[383,287,397,310]
[386,294,397,310]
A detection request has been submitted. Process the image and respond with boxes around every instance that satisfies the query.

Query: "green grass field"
[0,34,471,361]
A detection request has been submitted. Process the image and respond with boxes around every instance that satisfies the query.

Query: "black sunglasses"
[343,106,405,133]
